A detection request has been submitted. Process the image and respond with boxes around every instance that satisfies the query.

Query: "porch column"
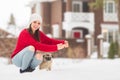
[66,0,72,12]
[66,31,71,38]
[85,34,92,58]
[97,34,104,58]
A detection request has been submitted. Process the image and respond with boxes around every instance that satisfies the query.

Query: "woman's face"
[31,20,41,33]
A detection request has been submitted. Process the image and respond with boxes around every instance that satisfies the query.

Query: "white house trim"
[63,22,94,32]
[63,22,94,38]
[104,0,116,13]
[52,24,60,38]
[103,0,118,22]
[101,24,118,31]
[101,23,118,42]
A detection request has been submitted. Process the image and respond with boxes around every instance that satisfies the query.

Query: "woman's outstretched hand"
[57,43,65,50]
[64,40,69,48]
[57,41,69,50]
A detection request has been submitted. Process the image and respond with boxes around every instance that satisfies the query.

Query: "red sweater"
[11,29,65,58]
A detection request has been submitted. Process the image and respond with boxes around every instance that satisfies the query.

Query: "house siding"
[51,0,64,37]
[94,8,103,45]
[40,2,51,34]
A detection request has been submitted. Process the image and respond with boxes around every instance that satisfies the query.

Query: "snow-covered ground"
[0,57,120,80]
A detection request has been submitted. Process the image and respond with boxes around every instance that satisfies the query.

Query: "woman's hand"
[57,40,69,50]
[57,43,65,50]
[64,40,69,48]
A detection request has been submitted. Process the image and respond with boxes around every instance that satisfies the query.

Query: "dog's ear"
[43,55,45,58]
[52,55,54,58]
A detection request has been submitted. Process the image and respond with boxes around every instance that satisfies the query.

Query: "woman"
[11,13,69,73]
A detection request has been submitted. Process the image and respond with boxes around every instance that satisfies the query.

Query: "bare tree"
[8,13,16,26]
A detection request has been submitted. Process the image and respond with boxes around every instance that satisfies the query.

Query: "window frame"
[72,1,82,12]
[104,0,116,14]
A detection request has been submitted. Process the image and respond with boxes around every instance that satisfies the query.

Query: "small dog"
[39,53,53,71]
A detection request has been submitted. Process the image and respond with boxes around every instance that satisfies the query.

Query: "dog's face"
[43,53,53,62]
[39,53,53,71]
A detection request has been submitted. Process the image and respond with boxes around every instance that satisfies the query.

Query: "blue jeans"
[12,46,42,70]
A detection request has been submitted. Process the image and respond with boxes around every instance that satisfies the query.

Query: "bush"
[114,41,119,55]
[108,41,118,59]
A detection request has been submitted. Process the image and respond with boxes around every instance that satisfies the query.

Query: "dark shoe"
[20,69,27,73]
[19,67,35,73]
[27,66,35,72]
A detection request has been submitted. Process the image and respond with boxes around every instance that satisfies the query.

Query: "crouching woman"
[11,13,69,73]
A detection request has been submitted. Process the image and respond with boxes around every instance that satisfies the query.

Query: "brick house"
[97,0,118,43]
[93,0,119,57]
[28,0,119,58]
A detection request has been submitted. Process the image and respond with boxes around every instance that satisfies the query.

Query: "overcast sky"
[0,0,33,27]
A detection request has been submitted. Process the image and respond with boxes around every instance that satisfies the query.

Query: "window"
[108,32,113,42]
[73,4,80,12]
[102,29,118,42]
[72,30,83,39]
[108,31,118,42]
[104,1,116,13]
[72,1,82,12]
[108,3,113,13]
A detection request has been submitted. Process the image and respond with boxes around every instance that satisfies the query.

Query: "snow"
[97,34,104,39]
[0,57,120,80]
[103,42,110,57]
[91,42,110,58]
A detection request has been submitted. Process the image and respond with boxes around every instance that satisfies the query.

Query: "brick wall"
[53,39,87,58]
[0,38,17,57]
[0,38,87,58]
